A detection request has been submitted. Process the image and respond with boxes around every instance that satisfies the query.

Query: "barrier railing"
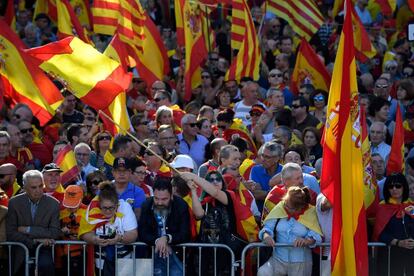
[240,242,388,276]
[0,241,30,276]
[34,241,236,276]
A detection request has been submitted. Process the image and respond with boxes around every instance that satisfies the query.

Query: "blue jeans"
[153,251,183,276]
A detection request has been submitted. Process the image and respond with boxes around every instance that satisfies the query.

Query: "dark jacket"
[139,195,190,245]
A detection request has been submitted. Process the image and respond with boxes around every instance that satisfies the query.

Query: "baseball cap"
[42,163,63,173]
[249,104,266,116]
[62,185,83,208]
[113,157,130,170]
[170,155,194,170]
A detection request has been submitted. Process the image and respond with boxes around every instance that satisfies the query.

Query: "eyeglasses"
[262,154,278,159]
[208,177,221,183]
[186,123,198,128]
[388,183,403,189]
[160,136,176,141]
[269,73,282,78]
[101,205,117,212]
[291,105,302,109]
[137,121,149,126]
[98,135,111,141]
[154,97,166,102]
[376,84,389,89]
[313,95,325,102]
[201,75,211,79]
[20,128,33,134]
[134,171,147,175]
[250,112,262,117]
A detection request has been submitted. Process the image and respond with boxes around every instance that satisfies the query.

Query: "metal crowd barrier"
[34,241,236,276]
[0,241,30,276]
[240,242,389,276]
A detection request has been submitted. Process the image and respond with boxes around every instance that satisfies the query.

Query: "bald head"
[0,163,17,190]
[0,163,17,175]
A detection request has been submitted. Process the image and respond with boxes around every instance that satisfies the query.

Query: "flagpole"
[97,110,181,175]
[204,5,212,53]
[257,2,266,43]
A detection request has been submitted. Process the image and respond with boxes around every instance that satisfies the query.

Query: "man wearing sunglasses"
[373,77,398,121]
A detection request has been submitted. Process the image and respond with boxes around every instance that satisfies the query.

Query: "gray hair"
[181,114,197,126]
[266,88,282,98]
[370,121,387,135]
[74,142,91,152]
[0,131,10,143]
[258,141,283,157]
[273,126,292,141]
[281,162,302,182]
[219,145,239,164]
[314,158,323,178]
[23,170,43,187]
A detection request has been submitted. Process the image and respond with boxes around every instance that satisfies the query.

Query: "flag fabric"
[223,119,257,154]
[320,0,368,274]
[291,38,331,94]
[0,20,63,126]
[410,0,414,11]
[267,0,324,40]
[376,0,396,16]
[386,104,405,175]
[360,106,379,218]
[26,36,131,111]
[69,0,92,28]
[33,0,58,22]
[332,0,344,17]
[92,0,120,35]
[183,1,208,101]
[5,0,16,30]
[351,6,377,62]
[174,0,185,47]
[225,0,261,82]
[54,144,80,185]
[104,33,130,71]
[230,0,245,50]
[56,0,91,43]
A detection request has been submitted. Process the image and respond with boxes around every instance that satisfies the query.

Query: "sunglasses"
[90,179,102,186]
[388,183,403,189]
[269,73,282,78]
[98,136,111,141]
[154,97,166,102]
[208,177,221,183]
[132,79,143,83]
[0,173,11,179]
[201,75,211,79]
[376,84,389,89]
[85,116,95,121]
[20,128,33,134]
[101,205,117,212]
[313,95,325,102]
[186,123,198,128]
[250,112,262,117]
[137,121,149,126]
[291,105,302,109]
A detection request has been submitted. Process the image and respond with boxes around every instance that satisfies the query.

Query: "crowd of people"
[1,0,414,275]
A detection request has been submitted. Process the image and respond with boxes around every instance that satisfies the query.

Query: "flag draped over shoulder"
[267,0,324,40]
[0,20,63,126]
[386,104,405,175]
[320,0,368,274]
[26,36,131,111]
[55,144,80,185]
[351,6,377,62]
[291,39,331,94]
[183,1,208,101]
[225,0,261,82]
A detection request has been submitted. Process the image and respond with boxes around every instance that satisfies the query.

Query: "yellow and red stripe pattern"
[226,0,261,82]
[174,0,185,47]
[351,6,377,62]
[230,0,245,50]
[4,0,16,30]
[320,0,368,274]
[92,0,120,35]
[0,20,63,126]
[386,104,405,175]
[291,38,331,94]
[56,0,91,44]
[33,0,58,23]
[55,144,80,185]
[267,0,324,40]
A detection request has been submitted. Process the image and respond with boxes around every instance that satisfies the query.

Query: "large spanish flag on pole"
[320,0,368,274]
[0,20,63,126]
[386,104,405,175]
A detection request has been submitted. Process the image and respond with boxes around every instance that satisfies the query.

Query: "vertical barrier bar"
[115,245,118,276]
[67,244,71,276]
[151,246,155,276]
[133,244,136,275]
[198,246,202,276]
[83,244,86,276]
[214,246,217,276]
[167,249,170,276]
[182,246,186,276]
[319,245,322,276]
[98,246,102,276]
[387,246,391,276]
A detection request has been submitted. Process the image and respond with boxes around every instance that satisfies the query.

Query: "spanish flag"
[0,20,63,126]
[226,0,260,82]
[26,36,131,111]
[4,0,16,30]
[320,0,368,274]
[223,119,257,154]
[33,0,58,22]
[183,1,208,101]
[56,0,91,44]
[55,144,80,185]
[69,0,92,28]
[351,6,377,62]
[386,104,405,175]
[291,39,331,94]
[174,0,185,47]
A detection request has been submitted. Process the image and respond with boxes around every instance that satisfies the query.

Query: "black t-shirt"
[62,110,84,124]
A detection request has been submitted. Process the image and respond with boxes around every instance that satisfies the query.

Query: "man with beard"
[139,178,190,276]
[0,163,21,202]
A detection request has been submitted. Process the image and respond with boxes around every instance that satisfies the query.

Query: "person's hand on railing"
[294,238,315,248]
[155,236,170,258]
[397,239,414,249]
[94,236,110,247]
[262,233,276,247]
[34,239,55,246]
[107,234,122,246]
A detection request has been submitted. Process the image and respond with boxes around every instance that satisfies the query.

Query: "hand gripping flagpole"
[97,110,181,175]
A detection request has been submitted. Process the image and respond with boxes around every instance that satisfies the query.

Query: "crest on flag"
[185,7,201,38]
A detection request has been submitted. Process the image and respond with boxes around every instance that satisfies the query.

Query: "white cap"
[170,155,194,170]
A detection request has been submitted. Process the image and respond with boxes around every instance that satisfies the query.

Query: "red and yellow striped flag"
[351,6,377,62]
[291,38,331,94]
[4,0,16,30]
[183,1,208,101]
[56,0,91,43]
[92,0,120,35]
[376,0,396,16]
[174,0,185,47]
[386,104,405,175]
[26,36,131,111]
[226,0,261,82]
[54,144,80,185]
[230,0,245,50]
[267,0,324,40]
[320,0,368,274]
[0,20,63,126]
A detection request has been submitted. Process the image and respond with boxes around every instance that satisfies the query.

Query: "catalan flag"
[226,0,261,82]
[291,38,331,94]
[386,104,405,175]
[230,0,246,50]
[351,6,377,62]
[92,0,120,35]
[267,0,324,40]
[55,144,80,185]
[320,0,368,274]
[360,106,379,219]
[0,20,63,126]
[26,36,131,111]
[183,1,208,101]
[56,0,91,43]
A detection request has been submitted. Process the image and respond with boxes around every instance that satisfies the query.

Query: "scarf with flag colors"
[320,0,368,274]
[45,184,65,203]
[223,119,257,154]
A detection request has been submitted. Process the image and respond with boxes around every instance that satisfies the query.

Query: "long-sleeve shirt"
[259,217,322,263]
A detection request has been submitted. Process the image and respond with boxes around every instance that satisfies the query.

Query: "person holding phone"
[373,173,414,275]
